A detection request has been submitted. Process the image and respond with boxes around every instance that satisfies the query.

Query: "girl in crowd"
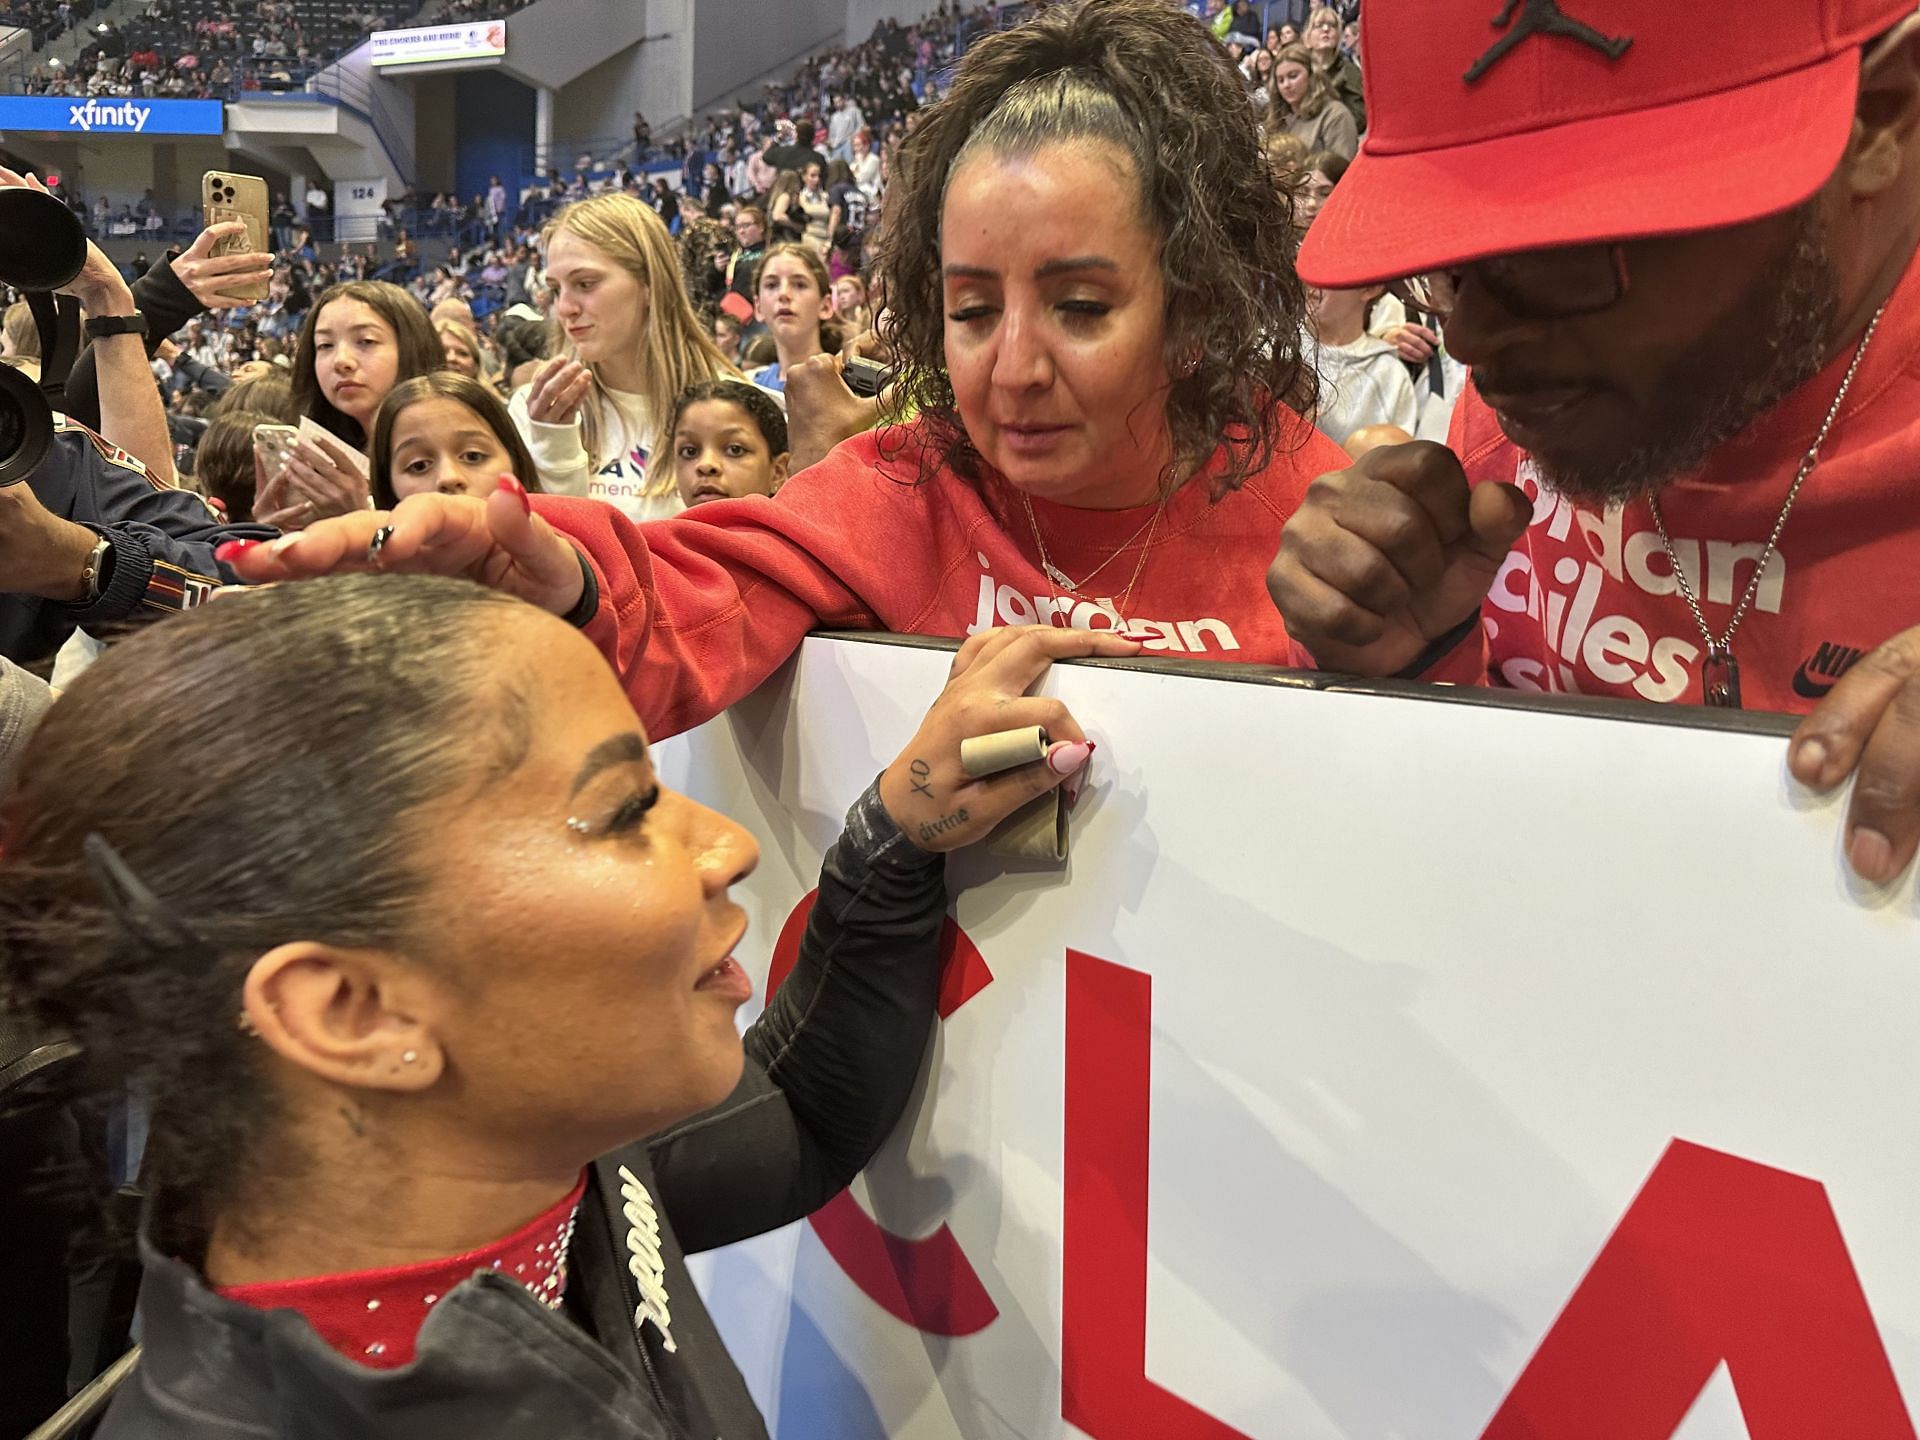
[1304,5,1365,131]
[749,243,838,393]
[850,127,882,196]
[507,193,748,523]
[1267,44,1358,160]
[831,272,872,335]
[436,318,484,381]
[712,310,745,365]
[269,280,440,530]
[1245,44,1277,110]
[371,372,543,508]
[766,170,806,245]
[225,0,1351,744]
[1296,147,1347,229]
[795,159,834,256]
[0,575,1124,1439]
[1304,279,1419,452]
[667,378,791,506]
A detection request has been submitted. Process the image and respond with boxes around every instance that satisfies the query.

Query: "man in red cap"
[1269,0,1920,886]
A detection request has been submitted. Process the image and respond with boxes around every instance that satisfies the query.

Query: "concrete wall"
[691,0,841,112]
[4,135,229,211]
[551,0,690,147]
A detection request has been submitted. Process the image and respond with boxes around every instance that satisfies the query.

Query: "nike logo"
[1792,641,1864,700]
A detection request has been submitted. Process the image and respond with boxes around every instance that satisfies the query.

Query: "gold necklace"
[1646,302,1885,709]
[1020,490,1169,625]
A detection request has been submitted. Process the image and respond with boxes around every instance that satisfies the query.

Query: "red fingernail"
[497,475,531,515]
[215,539,262,565]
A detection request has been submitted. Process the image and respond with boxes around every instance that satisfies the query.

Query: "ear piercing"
[402,1050,419,1064]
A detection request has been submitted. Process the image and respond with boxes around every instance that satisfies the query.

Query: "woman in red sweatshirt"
[221,0,1352,741]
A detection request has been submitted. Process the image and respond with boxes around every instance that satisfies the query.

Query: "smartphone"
[202,171,270,302]
[252,422,299,488]
[843,356,893,398]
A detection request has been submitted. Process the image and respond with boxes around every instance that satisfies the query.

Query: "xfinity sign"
[0,96,224,135]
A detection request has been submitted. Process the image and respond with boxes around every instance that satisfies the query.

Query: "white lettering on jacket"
[963,552,1241,654]
[1484,459,1786,701]
[617,1166,677,1353]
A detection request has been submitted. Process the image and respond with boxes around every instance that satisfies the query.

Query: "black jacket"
[97,783,948,1440]
[2,418,275,664]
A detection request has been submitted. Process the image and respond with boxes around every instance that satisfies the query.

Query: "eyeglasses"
[1416,243,1632,324]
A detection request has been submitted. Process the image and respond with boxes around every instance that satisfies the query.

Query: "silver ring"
[365,524,395,564]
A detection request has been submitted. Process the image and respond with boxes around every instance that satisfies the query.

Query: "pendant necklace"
[1020,489,1169,626]
[1647,303,1885,709]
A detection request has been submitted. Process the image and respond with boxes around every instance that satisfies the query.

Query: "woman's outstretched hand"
[216,478,587,617]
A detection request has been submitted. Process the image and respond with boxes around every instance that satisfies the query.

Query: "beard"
[1528,203,1842,509]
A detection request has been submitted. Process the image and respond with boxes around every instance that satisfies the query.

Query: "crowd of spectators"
[11,0,426,98]
[0,0,100,51]
[16,0,1920,1437]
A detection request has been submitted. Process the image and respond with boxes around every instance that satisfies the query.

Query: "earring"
[236,1011,259,1036]
[401,1050,419,1064]
[566,817,592,835]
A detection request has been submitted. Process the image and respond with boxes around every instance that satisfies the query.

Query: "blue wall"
[453,71,534,218]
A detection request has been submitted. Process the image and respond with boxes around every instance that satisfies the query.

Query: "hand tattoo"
[918,807,969,845]
[908,757,935,798]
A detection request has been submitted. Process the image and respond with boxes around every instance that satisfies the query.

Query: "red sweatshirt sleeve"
[532,449,891,739]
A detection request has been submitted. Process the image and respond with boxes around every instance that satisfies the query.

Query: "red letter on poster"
[1484,1140,1915,1439]
[1061,949,1254,1439]
[767,891,999,1337]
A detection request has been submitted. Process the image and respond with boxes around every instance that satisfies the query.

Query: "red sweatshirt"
[1300,250,1920,713]
[535,411,1349,740]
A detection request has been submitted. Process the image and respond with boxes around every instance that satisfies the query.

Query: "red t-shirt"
[1399,249,1920,712]
[537,411,1348,740]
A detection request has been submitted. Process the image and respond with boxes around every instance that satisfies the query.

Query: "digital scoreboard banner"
[368,20,506,66]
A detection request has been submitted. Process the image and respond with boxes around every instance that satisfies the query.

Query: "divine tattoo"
[918,807,969,845]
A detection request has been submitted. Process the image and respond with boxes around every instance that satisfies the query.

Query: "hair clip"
[82,833,206,958]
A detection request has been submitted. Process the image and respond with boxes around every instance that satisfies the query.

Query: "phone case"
[202,172,271,302]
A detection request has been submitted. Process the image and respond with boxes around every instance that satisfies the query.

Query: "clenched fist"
[1266,440,1532,676]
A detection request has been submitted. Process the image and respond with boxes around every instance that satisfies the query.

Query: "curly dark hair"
[875,0,1313,497]
[0,575,525,1253]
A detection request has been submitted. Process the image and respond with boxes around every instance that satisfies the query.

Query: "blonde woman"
[1303,5,1364,131]
[1267,44,1357,161]
[509,193,751,523]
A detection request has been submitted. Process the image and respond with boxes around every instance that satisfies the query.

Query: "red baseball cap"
[1297,0,1920,288]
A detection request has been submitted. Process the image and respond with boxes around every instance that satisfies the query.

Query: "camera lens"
[0,363,52,488]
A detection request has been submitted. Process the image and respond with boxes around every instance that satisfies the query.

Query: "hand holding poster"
[657,635,1920,1439]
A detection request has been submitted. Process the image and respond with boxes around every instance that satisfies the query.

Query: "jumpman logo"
[1464,0,1633,83]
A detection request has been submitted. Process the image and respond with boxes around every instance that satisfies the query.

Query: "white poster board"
[655,635,1920,1440]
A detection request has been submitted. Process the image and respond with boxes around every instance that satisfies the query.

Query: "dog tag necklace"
[1647,303,1884,709]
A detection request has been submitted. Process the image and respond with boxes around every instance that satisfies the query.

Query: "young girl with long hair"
[748,243,840,393]
[1267,43,1358,160]
[507,193,749,523]
[370,372,544,509]
[272,281,441,529]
